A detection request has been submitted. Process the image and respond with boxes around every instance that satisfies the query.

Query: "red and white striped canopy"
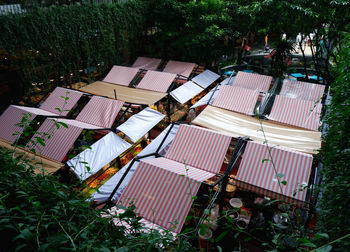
[269,95,322,131]
[233,71,272,92]
[136,70,177,93]
[236,141,313,205]
[212,86,259,115]
[76,96,124,128]
[280,79,325,102]
[0,105,57,143]
[103,65,139,86]
[165,124,231,173]
[118,157,215,233]
[27,119,83,162]
[163,60,196,78]
[40,87,84,116]
[132,57,162,71]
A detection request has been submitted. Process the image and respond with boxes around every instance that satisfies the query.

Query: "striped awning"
[170,81,204,104]
[191,70,220,88]
[280,79,325,102]
[136,70,177,93]
[212,86,259,115]
[192,105,321,154]
[268,95,322,131]
[76,96,124,128]
[233,71,272,92]
[165,124,231,173]
[27,118,83,162]
[0,105,57,143]
[40,87,84,116]
[236,141,313,205]
[132,57,162,71]
[163,60,196,78]
[117,157,215,233]
[103,65,139,86]
[79,81,167,105]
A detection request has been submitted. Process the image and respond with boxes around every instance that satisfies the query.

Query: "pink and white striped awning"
[163,60,196,78]
[76,96,124,128]
[40,87,84,116]
[280,79,325,102]
[103,65,140,86]
[136,70,177,93]
[269,95,322,131]
[233,71,272,92]
[117,157,215,233]
[27,118,83,162]
[165,124,231,173]
[236,141,313,205]
[132,57,162,71]
[0,105,57,143]
[212,86,259,115]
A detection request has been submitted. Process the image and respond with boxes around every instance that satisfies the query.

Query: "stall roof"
[236,141,313,206]
[103,65,139,86]
[193,106,321,154]
[233,71,272,92]
[79,81,167,105]
[132,56,162,71]
[268,95,322,131]
[0,138,63,174]
[163,60,196,78]
[280,79,325,102]
[212,85,259,115]
[136,70,176,93]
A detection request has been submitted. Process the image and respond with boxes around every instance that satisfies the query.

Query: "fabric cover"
[280,79,325,102]
[0,105,58,143]
[236,141,313,205]
[117,107,165,142]
[136,70,176,93]
[28,118,83,162]
[90,124,179,202]
[76,96,124,128]
[212,86,259,115]
[40,87,83,116]
[103,65,139,86]
[67,132,132,180]
[132,57,162,71]
[165,124,231,173]
[170,81,204,104]
[118,157,214,233]
[80,81,167,105]
[163,60,196,78]
[191,70,220,88]
[268,95,322,131]
[233,71,272,92]
[192,106,321,154]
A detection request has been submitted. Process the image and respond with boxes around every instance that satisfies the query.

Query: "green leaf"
[314,233,329,240]
[55,107,62,112]
[315,245,332,252]
[58,122,68,128]
[262,158,269,163]
[36,137,46,146]
[215,230,229,242]
[281,180,287,185]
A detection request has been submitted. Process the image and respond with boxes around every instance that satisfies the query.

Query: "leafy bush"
[317,33,350,250]
[0,148,193,251]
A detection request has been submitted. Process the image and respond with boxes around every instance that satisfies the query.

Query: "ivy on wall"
[0,1,146,103]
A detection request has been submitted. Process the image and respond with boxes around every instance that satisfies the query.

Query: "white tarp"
[170,81,204,104]
[117,107,165,143]
[90,124,180,201]
[67,132,132,180]
[191,70,220,88]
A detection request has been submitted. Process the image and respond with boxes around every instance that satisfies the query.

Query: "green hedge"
[318,34,350,250]
[0,1,146,100]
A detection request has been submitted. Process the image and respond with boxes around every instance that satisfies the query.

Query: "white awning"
[191,70,220,88]
[190,85,220,109]
[67,132,132,180]
[117,107,165,143]
[193,105,321,154]
[90,124,179,201]
[170,81,204,104]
